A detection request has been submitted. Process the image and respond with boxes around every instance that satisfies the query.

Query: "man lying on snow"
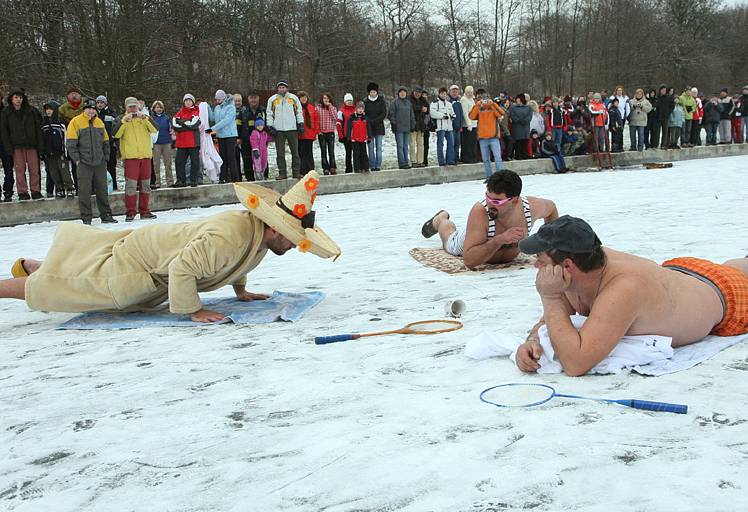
[516,215,748,375]
[1,171,340,323]
[420,170,558,269]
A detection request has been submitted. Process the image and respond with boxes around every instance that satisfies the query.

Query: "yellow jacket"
[114,116,157,159]
[25,211,268,314]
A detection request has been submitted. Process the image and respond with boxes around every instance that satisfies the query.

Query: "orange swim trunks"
[662,257,748,337]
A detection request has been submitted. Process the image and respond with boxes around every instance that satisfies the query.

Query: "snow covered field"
[1,156,747,511]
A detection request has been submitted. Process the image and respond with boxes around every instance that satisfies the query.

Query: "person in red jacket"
[337,94,356,173]
[171,93,202,187]
[346,101,371,173]
[297,91,319,173]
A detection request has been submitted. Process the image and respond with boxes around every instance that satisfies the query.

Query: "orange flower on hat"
[298,239,311,253]
[305,178,319,192]
[247,193,260,208]
[293,203,307,219]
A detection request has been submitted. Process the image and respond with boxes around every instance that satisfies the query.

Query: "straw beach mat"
[409,248,535,274]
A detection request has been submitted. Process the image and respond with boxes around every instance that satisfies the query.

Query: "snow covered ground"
[1,156,747,511]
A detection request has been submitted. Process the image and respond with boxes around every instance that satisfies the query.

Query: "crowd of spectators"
[0,82,745,223]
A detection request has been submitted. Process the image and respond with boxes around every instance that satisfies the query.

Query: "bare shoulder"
[526,196,557,219]
[466,202,488,228]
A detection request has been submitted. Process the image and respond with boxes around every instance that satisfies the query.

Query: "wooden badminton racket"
[314,319,463,345]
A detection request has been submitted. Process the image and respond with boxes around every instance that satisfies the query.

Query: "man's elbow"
[463,254,481,270]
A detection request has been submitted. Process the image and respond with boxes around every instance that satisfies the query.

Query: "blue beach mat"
[57,290,325,330]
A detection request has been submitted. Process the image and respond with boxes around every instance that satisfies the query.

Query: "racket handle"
[623,399,688,414]
[314,334,357,345]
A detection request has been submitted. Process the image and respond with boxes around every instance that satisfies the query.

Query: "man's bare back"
[567,248,723,346]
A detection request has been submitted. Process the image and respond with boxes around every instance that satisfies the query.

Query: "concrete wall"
[1,144,745,227]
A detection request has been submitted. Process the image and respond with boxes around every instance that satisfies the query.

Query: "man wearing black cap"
[516,216,748,376]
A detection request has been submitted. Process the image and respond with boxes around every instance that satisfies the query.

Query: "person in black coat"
[363,82,387,171]
[608,98,624,152]
[0,89,44,200]
[0,100,15,201]
[655,85,675,150]
[645,89,658,149]
[541,131,568,173]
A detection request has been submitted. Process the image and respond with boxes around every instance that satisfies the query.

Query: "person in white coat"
[265,80,304,179]
[609,85,630,129]
[429,87,456,166]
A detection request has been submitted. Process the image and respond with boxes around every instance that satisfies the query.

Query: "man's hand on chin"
[235,291,270,302]
[536,264,571,299]
[191,309,226,323]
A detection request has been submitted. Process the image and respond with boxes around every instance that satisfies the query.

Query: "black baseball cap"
[519,215,602,255]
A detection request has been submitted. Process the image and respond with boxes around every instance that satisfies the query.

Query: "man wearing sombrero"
[0,171,340,322]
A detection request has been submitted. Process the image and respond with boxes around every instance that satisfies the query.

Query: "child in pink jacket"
[249,118,272,181]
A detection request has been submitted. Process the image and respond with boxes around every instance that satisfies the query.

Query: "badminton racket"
[314,319,463,345]
[480,383,687,414]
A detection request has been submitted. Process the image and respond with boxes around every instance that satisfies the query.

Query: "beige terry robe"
[25,211,268,314]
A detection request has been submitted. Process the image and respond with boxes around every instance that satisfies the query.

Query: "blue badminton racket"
[480,383,687,414]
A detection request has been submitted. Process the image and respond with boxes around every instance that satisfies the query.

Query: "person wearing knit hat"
[364,82,387,171]
[212,88,241,182]
[388,86,416,168]
[337,93,356,173]
[172,93,202,187]
[3,171,340,323]
[266,80,304,179]
[65,98,117,223]
[93,95,120,189]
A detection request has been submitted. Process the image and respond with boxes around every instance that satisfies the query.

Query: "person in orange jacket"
[588,93,609,152]
[469,89,505,177]
[298,91,319,173]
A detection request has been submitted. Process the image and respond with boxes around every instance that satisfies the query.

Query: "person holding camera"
[469,89,505,177]
[114,97,158,222]
[678,87,697,147]
[429,87,457,166]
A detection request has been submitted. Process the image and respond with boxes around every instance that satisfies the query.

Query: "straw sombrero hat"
[234,171,341,259]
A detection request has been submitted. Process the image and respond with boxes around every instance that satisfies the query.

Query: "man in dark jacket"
[655,85,674,150]
[717,88,734,144]
[364,82,386,171]
[0,100,15,202]
[387,85,416,169]
[41,100,75,198]
[410,87,428,168]
[509,94,532,160]
[67,99,116,224]
[448,85,464,162]
[95,95,119,189]
[0,90,44,200]
[702,96,722,146]
[243,93,267,179]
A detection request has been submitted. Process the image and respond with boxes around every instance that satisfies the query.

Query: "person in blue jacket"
[210,89,240,183]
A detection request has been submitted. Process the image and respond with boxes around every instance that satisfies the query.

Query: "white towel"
[198,102,222,183]
[465,314,748,376]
